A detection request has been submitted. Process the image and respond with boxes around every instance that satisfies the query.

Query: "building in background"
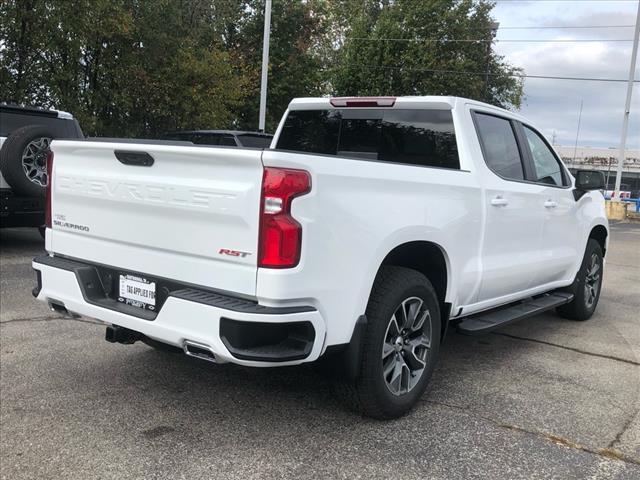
[554,146,640,196]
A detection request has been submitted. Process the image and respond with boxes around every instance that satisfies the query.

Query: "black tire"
[0,125,55,197]
[556,239,604,321]
[38,226,46,239]
[341,266,441,419]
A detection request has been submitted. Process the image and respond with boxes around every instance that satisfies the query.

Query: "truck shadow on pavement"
[0,227,43,256]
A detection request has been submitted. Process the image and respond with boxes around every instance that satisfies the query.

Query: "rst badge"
[219,248,252,258]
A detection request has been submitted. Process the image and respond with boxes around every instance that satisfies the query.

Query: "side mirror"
[575,170,605,191]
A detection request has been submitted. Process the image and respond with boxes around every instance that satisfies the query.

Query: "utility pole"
[258,0,272,132]
[572,99,583,169]
[613,0,640,200]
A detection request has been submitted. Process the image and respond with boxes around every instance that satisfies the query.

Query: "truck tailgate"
[49,141,263,296]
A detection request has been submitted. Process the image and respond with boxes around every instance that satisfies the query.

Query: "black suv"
[162,130,273,148]
[0,105,83,231]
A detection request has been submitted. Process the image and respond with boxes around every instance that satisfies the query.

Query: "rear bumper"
[32,255,326,366]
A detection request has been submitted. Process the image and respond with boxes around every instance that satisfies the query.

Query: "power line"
[346,37,634,43]
[515,73,638,82]
[495,38,630,42]
[325,64,640,83]
[496,25,635,29]
[493,0,638,2]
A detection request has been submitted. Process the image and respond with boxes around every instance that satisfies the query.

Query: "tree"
[328,0,523,109]
[233,0,331,132]
[0,0,524,137]
[0,0,249,137]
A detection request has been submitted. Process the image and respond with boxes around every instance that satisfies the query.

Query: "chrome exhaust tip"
[49,301,69,315]
[48,301,80,319]
[183,340,217,363]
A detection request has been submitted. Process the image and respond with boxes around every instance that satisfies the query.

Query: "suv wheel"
[556,239,604,321]
[0,125,55,197]
[343,266,441,419]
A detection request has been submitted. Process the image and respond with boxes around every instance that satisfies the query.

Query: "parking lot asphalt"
[1,224,639,480]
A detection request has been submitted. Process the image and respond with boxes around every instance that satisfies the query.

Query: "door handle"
[114,150,155,167]
[544,200,558,208]
[490,196,509,207]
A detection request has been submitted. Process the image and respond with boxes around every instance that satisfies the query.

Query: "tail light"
[44,150,54,229]
[258,167,311,268]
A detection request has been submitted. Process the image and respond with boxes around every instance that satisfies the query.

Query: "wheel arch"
[331,240,452,381]
[376,240,452,342]
[588,224,608,257]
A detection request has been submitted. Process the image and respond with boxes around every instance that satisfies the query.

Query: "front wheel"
[344,266,441,419]
[556,239,604,321]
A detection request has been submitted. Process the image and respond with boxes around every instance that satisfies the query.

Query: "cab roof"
[287,96,523,121]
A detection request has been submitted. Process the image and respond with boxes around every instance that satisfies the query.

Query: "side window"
[49,118,72,137]
[237,134,273,148]
[0,112,68,137]
[218,135,238,146]
[523,126,566,186]
[474,113,524,181]
[193,134,220,146]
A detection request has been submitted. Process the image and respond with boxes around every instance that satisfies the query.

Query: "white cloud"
[492,1,639,149]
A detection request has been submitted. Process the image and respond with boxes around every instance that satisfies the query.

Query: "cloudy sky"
[491,0,639,150]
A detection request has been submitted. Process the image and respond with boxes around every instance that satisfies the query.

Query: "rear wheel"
[342,266,441,419]
[556,239,603,321]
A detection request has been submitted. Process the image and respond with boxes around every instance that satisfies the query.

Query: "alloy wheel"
[381,296,432,396]
[584,253,601,309]
[21,137,51,187]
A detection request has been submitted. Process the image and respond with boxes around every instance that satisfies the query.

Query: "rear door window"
[473,113,525,181]
[276,109,459,169]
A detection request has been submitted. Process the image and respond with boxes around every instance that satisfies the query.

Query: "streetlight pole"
[613,0,640,200]
[258,0,272,132]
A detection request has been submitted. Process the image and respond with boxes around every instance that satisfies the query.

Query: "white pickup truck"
[33,96,608,419]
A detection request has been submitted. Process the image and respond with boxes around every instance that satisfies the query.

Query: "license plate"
[118,274,156,311]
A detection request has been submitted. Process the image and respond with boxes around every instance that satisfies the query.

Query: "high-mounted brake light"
[44,150,54,229]
[329,97,396,108]
[258,167,311,268]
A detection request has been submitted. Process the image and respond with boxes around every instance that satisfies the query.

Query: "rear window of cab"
[276,109,460,170]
